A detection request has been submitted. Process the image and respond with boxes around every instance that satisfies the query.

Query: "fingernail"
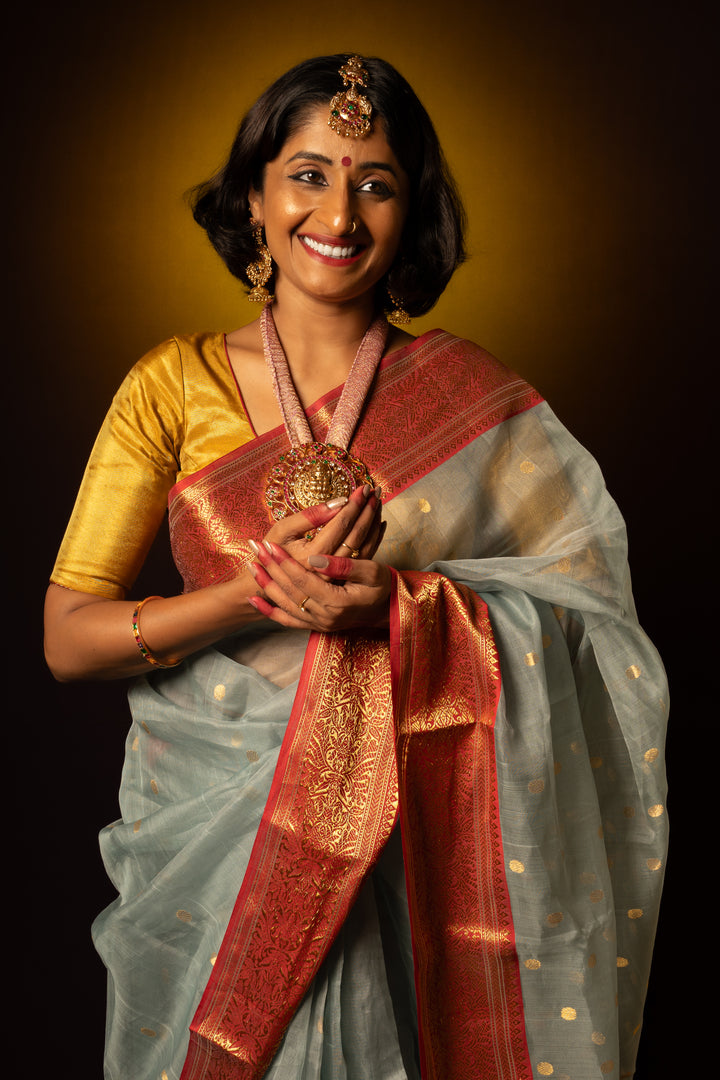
[247,562,258,578]
[262,540,273,553]
[308,555,330,569]
[326,497,348,509]
[374,486,383,499]
[248,597,261,610]
[362,484,372,497]
[248,539,260,554]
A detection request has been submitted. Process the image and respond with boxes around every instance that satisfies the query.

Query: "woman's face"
[249,104,409,309]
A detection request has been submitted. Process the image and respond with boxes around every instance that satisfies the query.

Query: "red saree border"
[168,332,543,593]
[170,328,446,500]
[181,628,398,1079]
[391,571,533,1080]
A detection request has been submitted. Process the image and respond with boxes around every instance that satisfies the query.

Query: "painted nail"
[247,562,258,578]
[248,539,260,555]
[262,540,273,553]
[308,555,330,569]
[326,497,348,510]
[362,484,373,497]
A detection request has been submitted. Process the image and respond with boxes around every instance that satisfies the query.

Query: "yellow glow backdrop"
[10,4,711,1076]
[20,0,689,424]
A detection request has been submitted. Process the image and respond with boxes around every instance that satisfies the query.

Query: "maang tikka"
[328,56,373,138]
[246,219,274,304]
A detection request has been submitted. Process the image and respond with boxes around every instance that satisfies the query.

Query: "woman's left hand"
[246,545,392,632]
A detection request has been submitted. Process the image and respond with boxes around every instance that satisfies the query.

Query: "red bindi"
[341,156,352,167]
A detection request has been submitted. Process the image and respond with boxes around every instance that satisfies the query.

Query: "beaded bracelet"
[131,596,181,669]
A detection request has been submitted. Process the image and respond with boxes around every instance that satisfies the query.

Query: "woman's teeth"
[302,236,359,259]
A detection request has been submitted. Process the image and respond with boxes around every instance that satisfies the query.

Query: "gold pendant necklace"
[261,305,388,521]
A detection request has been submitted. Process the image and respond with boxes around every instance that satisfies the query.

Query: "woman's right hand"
[43,485,386,683]
[261,483,385,567]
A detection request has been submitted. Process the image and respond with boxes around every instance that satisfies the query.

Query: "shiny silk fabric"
[89,331,668,1080]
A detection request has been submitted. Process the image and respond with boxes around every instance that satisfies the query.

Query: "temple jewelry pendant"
[264,442,374,521]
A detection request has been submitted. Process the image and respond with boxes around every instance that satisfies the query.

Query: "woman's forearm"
[43,574,264,682]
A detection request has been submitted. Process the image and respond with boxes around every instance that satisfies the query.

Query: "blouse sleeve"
[50,339,185,599]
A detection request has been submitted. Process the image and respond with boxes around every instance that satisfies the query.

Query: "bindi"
[341,156,352,167]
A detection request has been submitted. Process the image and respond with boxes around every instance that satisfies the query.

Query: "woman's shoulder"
[127,331,228,385]
[401,327,538,394]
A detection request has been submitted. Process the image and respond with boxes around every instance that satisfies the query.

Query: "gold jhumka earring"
[246,219,274,304]
[386,291,411,325]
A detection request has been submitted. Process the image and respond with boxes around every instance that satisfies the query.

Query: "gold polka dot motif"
[509,860,525,874]
[525,958,542,970]
[418,498,431,513]
[537,1063,554,1076]
[561,1007,577,1021]
[213,684,226,701]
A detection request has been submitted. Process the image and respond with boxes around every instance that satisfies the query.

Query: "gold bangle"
[131,596,181,669]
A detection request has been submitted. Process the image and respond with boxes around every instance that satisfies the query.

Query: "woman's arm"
[43,574,265,682]
[45,485,386,682]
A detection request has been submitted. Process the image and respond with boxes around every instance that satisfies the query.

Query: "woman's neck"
[269,292,379,375]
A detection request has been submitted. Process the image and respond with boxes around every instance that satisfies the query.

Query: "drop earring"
[246,219,274,304]
[386,290,410,326]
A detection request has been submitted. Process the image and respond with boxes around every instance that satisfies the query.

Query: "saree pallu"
[92,332,668,1080]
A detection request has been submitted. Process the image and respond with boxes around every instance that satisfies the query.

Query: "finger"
[334,488,383,558]
[267,496,349,546]
[307,554,356,580]
[304,484,372,553]
[255,542,326,613]
[248,594,310,629]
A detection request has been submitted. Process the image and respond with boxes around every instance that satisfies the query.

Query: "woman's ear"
[248,188,263,225]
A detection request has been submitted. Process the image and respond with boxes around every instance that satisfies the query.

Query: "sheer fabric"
[52,332,667,1078]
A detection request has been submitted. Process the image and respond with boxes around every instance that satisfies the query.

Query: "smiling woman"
[45,53,668,1080]
[246,106,409,309]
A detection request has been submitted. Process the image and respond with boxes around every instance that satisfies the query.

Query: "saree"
[90,330,668,1080]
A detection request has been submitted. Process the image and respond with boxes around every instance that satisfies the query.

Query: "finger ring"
[340,543,360,559]
[299,595,311,612]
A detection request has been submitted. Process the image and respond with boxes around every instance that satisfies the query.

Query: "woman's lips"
[299,234,364,264]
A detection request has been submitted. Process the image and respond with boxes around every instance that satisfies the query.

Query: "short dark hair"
[190,55,466,317]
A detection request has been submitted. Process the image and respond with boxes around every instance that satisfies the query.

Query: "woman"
[45,54,668,1080]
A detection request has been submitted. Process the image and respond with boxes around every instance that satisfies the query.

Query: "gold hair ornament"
[328,56,373,138]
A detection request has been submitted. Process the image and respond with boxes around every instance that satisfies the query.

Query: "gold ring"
[299,595,311,612]
[340,543,360,559]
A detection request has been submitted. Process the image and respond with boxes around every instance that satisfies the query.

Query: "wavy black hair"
[191,54,466,317]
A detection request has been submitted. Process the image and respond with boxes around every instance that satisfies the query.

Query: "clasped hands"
[246,483,392,632]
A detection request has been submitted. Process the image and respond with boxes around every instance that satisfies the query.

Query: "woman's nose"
[317,184,356,235]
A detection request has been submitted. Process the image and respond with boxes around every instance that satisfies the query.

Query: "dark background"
[9,1,711,1075]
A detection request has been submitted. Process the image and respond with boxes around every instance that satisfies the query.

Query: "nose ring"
[347,219,357,235]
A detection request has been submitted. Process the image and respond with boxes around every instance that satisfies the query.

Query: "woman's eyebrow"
[284,150,397,177]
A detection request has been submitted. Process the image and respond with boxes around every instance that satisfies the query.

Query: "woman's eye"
[290,169,326,184]
[358,179,392,197]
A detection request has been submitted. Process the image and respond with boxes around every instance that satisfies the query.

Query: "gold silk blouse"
[51,333,254,599]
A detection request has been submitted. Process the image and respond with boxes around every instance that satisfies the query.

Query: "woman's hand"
[246,482,391,632]
[247,545,392,633]
[262,483,385,565]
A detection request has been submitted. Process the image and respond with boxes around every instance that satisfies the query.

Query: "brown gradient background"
[10,1,710,1076]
